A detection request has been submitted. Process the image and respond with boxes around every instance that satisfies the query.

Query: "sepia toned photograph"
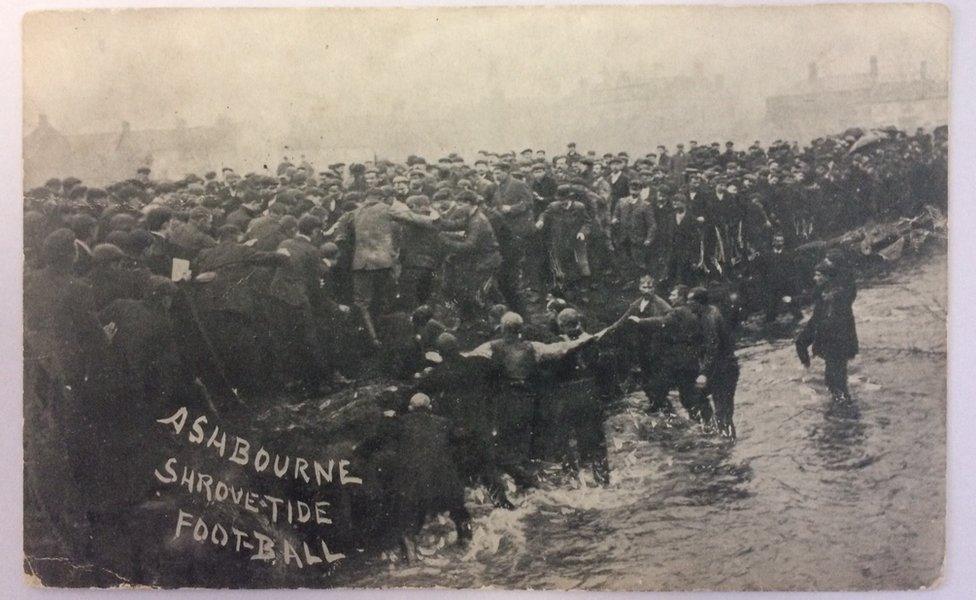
[21,4,949,591]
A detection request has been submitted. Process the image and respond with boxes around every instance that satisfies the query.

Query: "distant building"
[765,57,947,141]
[23,117,239,188]
[547,63,748,152]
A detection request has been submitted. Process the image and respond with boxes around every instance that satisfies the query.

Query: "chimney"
[869,55,878,79]
[808,62,818,83]
[920,60,928,80]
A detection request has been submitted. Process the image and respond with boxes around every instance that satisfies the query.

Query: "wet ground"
[334,251,947,591]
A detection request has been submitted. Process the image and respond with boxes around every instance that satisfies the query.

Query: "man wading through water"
[795,257,859,402]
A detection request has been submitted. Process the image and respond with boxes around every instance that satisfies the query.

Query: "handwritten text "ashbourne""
[157,407,361,488]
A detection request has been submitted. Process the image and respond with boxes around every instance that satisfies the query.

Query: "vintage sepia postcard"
[22,4,949,590]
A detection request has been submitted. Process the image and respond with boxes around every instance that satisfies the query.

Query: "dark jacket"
[87,264,151,312]
[539,200,592,280]
[624,294,672,363]
[613,196,657,245]
[24,266,107,387]
[400,218,442,270]
[797,280,859,360]
[225,207,255,231]
[531,175,558,217]
[346,199,438,271]
[742,199,773,253]
[634,305,703,372]
[649,202,675,260]
[99,298,190,410]
[608,172,631,205]
[421,355,491,438]
[393,410,465,504]
[439,207,502,273]
[359,410,465,531]
[492,177,535,239]
[194,241,285,314]
[700,303,739,378]
[759,248,798,294]
[270,235,326,308]
[669,211,703,266]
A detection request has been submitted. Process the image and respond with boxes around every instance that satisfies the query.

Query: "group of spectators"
[23,124,947,567]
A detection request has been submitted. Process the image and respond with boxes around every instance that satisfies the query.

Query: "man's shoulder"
[471,209,492,225]
[651,295,672,310]
[278,237,304,252]
[292,236,317,250]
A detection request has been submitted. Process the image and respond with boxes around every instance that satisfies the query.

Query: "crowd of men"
[24,125,947,561]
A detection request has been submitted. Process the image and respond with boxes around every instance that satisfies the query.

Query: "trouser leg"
[573,400,610,485]
[497,243,525,312]
[785,286,804,319]
[400,267,434,310]
[524,234,547,293]
[482,464,515,509]
[371,268,392,315]
[710,364,740,438]
[298,307,325,388]
[455,268,493,324]
[764,289,780,323]
[398,267,419,311]
[416,268,434,307]
[494,386,534,465]
[449,505,473,541]
[824,356,850,398]
[673,368,705,422]
[269,300,300,384]
[642,367,673,414]
[204,311,264,393]
[353,270,382,344]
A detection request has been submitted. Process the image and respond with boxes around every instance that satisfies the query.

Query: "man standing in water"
[690,287,740,439]
[795,258,858,402]
[625,274,674,416]
[627,285,710,427]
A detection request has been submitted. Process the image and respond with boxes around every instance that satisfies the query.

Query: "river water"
[335,252,946,591]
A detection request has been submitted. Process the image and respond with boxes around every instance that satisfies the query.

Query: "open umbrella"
[848,129,887,154]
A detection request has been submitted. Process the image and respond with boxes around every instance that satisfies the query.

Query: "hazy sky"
[23,5,950,146]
